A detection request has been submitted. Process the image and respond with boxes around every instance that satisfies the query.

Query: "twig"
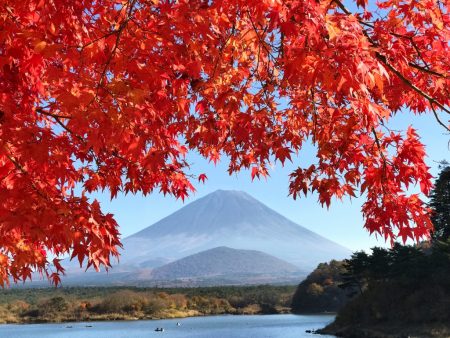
[430,104,450,132]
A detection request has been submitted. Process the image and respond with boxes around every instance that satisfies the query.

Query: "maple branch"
[408,63,446,78]
[406,37,432,70]
[371,128,389,195]
[35,107,72,119]
[75,30,118,51]
[82,0,139,121]
[376,52,450,116]
[51,116,79,138]
[3,5,23,27]
[211,22,236,81]
[45,92,137,177]
[249,34,263,80]
[310,89,318,143]
[2,144,50,201]
[97,0,136,90]
[332,0,450,117]
[332,1,447,80]
[331,0,351,16]
[356,20,446,78]
[46,114,103,170]
[247,10,278,67]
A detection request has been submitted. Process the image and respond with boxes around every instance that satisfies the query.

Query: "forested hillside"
[291,260,353,313]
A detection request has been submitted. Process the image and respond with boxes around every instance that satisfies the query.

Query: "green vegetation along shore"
[0,285,296,324]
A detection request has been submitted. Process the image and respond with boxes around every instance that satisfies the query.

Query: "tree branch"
[430,104,450,133]
[35,107,72,120]
[2,144,50,201]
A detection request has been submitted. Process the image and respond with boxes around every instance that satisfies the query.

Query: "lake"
[0,314,336,337]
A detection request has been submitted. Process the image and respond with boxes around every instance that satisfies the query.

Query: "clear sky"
[90,110,449,252]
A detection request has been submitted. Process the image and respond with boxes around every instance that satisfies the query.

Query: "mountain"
[60,189,351,285]
[150,246,301,281]
[120,190,351,269]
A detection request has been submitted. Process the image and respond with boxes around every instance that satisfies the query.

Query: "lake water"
[0,314,336,337]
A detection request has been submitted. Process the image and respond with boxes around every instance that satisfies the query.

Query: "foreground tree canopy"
[0,0,449,285]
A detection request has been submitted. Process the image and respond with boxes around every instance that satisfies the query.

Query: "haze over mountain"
[59,189,351,285]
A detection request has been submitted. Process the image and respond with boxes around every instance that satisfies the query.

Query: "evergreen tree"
[430,162,450,241]
[340,251,370,295]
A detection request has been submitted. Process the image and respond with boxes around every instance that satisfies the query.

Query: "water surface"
[0,314,336,338]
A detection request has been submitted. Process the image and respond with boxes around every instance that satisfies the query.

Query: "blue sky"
[91,110,449,252]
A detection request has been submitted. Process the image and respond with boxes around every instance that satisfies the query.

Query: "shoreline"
[0,308,298,325]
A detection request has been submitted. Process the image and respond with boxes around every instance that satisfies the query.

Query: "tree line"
[0,285,296,324]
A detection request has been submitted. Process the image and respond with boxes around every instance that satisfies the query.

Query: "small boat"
[176,322,181,326]
[155,327,165,332]
[66,326,73,329]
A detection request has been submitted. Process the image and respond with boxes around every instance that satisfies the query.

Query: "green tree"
[430,162,450,241]
[389,243,428,282]
[341,251,370,295]
[367,247,390,282]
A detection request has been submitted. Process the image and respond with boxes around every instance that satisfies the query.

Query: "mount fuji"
[61,190,351,285]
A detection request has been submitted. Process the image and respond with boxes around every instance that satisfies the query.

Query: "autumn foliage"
[0,0,449,285]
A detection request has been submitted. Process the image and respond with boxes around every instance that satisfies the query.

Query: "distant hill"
[58,190,351,286]
[150,246,301,281]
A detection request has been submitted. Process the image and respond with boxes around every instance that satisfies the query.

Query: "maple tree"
[0,0,449,285]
